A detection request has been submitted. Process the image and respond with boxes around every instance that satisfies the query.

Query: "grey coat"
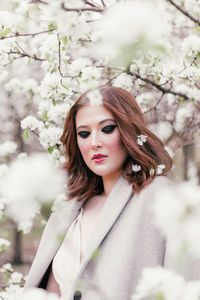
[24,175,200,300]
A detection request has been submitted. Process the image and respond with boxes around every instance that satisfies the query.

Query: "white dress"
[52,195,106,299]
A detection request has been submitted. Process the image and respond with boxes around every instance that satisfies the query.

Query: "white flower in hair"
[156,164,166,175]
[137,134,147,146]
[132,164,141,172]
[150,168,155,176]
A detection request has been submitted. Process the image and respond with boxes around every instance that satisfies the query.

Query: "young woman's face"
[76,104,128,181]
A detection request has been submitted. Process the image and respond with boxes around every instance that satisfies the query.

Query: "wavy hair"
[60,85,173,201]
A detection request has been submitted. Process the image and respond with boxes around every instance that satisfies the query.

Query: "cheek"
[105,133,125,153]
[77,139,89,159]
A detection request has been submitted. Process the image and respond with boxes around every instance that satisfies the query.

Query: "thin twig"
[83,0,98,8]
[57,34,63,77]
[100,0,106,7]
[166,0,200,26]
[0,28,56,40]
[130,71,190,100]
[15,41,27,55]
[31,0,48,4]
[143,94,165,114]
[5,51,45,65]
[61,2,104,12]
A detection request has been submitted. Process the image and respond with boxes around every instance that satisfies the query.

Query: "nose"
[91,131,102,149]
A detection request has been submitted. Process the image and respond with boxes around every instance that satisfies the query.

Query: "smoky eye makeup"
[101,125,117,133]
[77,131,90,138]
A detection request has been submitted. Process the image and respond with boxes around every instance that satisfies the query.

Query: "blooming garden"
[0,0,200,299]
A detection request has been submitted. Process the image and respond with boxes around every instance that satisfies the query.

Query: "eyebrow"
[76,118,116,130]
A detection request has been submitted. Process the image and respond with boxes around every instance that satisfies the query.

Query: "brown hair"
[60,85,173,201]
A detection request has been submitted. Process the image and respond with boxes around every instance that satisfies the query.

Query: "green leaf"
[24,128,30,140]
[52,98,56,106]
[47,147,54,154]
[0,27,11,37]
[179,96,185,104]
[62,37,68,45]
[155,292,165,300]
[48,22,56,31]
[42,111,48,121]
[197,52,200,60]
[61,84,69,91]
[197,27,200,32]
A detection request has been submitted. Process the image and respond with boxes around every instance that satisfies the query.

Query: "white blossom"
[132,164,142,172]
[0,238,10,251]
[1,284,23,300]
[69,58,92,76]
[98,1,167,58]
[153,181,200,258]
[149,122,173,142]
[47,103,70,124]
[136,92,154,111]
[51,193,67,213]
[49,149,65,168]
[87,88,103,106]
[15,288,60,300]
[81,67,101,81]
[21,116,44,132]
[112,73,133,91]
[137,135,147,146]
[181,35,200,57]
[40,73,71,102]
[1,153,66,224]
[1,263,13,273]
[132,267,187,300]
[18,221,33,234]
[39,127,62,149]
[0,141,17,157]
[9,272,23,284]
[0,164,9,178]
[156,164,166,175]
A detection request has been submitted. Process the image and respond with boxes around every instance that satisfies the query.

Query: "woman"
[25,85,173,299]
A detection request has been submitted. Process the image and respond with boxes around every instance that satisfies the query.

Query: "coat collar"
[76,174,133,280]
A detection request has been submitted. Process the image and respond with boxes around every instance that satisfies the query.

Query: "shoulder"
[141,175,173,196]
[131,175,174,214]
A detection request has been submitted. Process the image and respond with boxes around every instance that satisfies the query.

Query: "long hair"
[60,85,173,201]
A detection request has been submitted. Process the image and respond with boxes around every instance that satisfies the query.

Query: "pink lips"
[92,154,107,163]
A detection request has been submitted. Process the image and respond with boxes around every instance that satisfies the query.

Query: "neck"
[102,172,121,196]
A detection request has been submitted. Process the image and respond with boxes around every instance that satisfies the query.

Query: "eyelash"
[77,125,116,138]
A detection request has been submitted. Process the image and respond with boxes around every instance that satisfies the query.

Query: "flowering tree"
[0,0,200,299]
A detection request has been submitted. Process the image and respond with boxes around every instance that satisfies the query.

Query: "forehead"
[76,104,114,126]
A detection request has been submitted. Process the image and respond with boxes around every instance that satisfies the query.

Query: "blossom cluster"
[0,0,200,299]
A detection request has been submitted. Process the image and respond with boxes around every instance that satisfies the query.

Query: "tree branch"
[83,0,98,8]
[100,0,106,7]
[0,28,56,40]
[166,0,200,26]
[31,0,48,4]
[57,34,63,77]
[143,94,165,113]
[61,2,104,12]
[129,71,190,100]
[5,51,45,66]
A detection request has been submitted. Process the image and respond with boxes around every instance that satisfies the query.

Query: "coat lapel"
[25,197,84,288]
[77,175,133,278]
